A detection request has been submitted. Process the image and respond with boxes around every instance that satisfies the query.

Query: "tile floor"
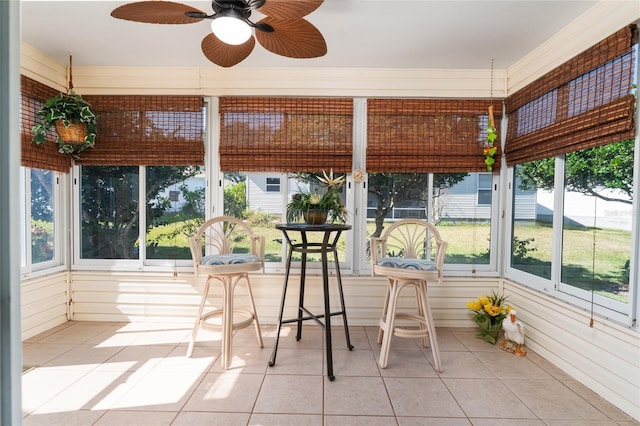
[22,321,638,425]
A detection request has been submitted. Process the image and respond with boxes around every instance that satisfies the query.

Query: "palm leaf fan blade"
[255,18,326,58]
[111,1,205,24]
[201,33,256,67]
[257,0,324,21]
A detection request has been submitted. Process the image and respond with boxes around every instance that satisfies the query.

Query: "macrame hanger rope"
[68,53,74,92]
[488,58,495,128]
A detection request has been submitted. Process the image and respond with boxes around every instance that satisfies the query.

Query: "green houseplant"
[32,91,97,157]
[286,170,348,224]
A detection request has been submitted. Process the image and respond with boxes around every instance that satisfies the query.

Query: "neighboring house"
[246,172,288,215]
[156,173,205,214]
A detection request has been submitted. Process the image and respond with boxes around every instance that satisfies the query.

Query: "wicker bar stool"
[370,219,447,372]
[187,216,265,369]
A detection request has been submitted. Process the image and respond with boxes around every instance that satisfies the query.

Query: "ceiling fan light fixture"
[211,15,252,45]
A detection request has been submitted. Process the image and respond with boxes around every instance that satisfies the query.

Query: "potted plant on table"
[286,169,348,224]
[32,91,97,158]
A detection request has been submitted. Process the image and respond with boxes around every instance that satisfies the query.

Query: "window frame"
[504,151,637,326]
[20,166,66,277]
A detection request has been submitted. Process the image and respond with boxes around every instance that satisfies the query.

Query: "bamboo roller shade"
[219,97,353,173]
[505,25,637,165]
[367,99,503,173]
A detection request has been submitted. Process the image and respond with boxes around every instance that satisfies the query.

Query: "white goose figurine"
[500,309,526,356]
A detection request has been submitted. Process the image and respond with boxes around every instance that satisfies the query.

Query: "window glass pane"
[80,166,139,259]
[20,168,27,267]
[433,173,490,265]
[30,168,55,264]
[146,166,204,260]
[511,161,554,278]
[561,142,633,303]
[225,172,282,263]
[366,172,491,265]
[266,177,281,193]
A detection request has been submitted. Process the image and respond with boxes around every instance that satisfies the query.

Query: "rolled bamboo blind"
[219,97,353,173]
[76,96,205,166]
[367,99,503,173]
[504,25,637,165]
[20,76,72,173]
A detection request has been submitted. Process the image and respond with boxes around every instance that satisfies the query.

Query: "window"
[366,172,497,271]
[21,167,62,272]
[560,143,633,306]
[77,165,203,265]
[266,177,281,192]
[508,139,636,319]
[511,161,554,280]
[477,173,492,205]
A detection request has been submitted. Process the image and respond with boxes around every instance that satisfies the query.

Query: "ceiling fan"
[111,0,327,67]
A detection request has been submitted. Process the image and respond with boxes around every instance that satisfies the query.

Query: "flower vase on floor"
[473,314,503,344]
[466,291,511,345]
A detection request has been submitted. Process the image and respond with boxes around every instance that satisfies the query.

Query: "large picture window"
[78,165,203,264]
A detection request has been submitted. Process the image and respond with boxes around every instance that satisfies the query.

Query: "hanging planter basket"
[32,91,97,158]
[55,120,88,145]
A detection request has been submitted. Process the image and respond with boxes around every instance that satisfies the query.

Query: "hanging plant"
[483,105,498,172]
[32,91,97,158]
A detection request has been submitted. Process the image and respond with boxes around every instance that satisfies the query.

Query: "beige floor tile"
[92,410,177,425]
[330,327,371,350]
[377,349,438,377]
[22,368,90,413]
[324,376,394,416]
[469,419,545,425]
[182,371,263,412]
[23,409,106,425]
[249,413,323,425]
[432,329,470,351]
[92,344,176,373]
[443,378,536,418]
[434,351,494,379]
[325,415,398,425]
[109,369,203,411]
[502,379,609,420]
[209,345,271,374]
[562,380,638,422]
[265,348,324,375]
[40,344,123,371]
[328,347,379,376]
[36,370,140,411]
[398,417,472,425]
[20,322,637,425]
[172,411,250,425]
[473,350,553,379]
[253,374,324,414]
[451,330,504,352]
[384,377,465,417]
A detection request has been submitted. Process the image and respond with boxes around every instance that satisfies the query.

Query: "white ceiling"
[21,0,600,70]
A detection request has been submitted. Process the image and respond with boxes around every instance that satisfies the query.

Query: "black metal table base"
[268,223,353,381]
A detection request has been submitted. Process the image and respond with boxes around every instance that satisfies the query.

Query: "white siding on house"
[247,172,285,216]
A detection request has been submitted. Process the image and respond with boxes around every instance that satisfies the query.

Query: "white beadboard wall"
[67,270,497,328]
[503,279,640,421]
[21,271,68,340]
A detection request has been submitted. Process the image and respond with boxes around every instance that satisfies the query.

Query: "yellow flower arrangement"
[466,291,512,344]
